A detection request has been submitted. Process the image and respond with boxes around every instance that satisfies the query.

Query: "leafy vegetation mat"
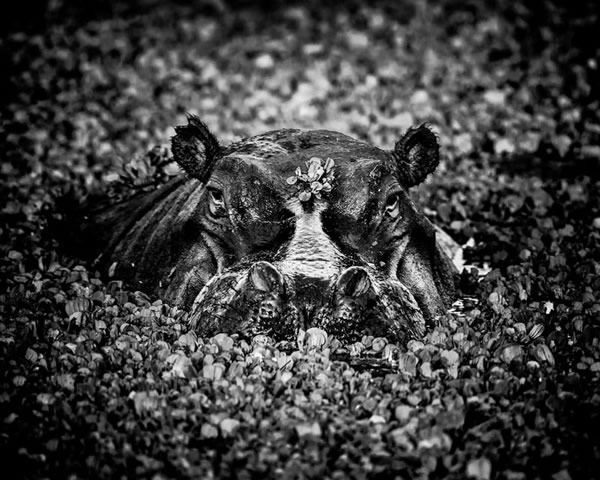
[1,1,599,478]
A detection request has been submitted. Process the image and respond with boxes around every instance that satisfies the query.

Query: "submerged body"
[84,117,457,343]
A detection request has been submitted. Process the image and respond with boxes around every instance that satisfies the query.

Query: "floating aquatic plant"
[286,156,335,202]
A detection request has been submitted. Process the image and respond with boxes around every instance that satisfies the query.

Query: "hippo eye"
[385,193,400,218]
[207,188,227,217]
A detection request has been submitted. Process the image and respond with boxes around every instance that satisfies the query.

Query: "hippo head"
[165,116,456,343]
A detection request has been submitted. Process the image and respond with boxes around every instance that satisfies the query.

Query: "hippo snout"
[189,260,298,339]
[317,265,425,343]
[189,260,426,343]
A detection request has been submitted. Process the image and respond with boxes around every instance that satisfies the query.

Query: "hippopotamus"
[83,116,457,343]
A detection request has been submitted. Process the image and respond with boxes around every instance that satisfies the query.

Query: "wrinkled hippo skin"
[84,116,457,343]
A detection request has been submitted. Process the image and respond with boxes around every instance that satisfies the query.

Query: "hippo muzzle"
[84,116,457,344]
[189,219,426,343]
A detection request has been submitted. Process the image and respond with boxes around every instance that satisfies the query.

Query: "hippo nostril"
[336,266,371,297]
[247,262,287,327]
[248,261,284,293]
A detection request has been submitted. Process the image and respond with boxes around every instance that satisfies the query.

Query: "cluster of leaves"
[286,157,335,202]
[1,0,600,479]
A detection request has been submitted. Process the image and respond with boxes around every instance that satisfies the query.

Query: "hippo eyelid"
[207,187,227,217]
[208,188,224,204]
[385,193,401,218]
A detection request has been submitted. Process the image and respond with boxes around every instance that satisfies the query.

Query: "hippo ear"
[171,114,221,182]
[392,124,440,188]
